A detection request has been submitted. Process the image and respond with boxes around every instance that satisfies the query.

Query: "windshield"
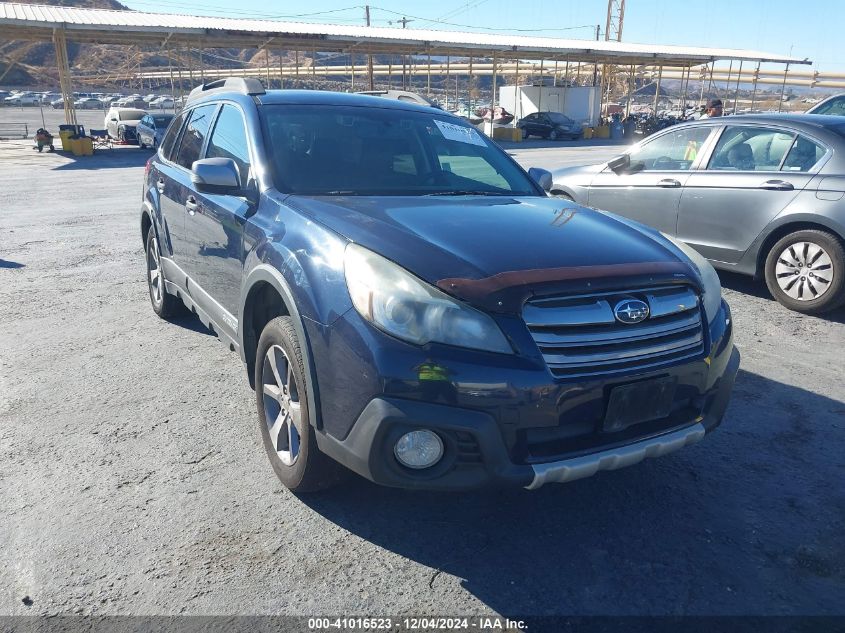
[546,112,573,124]
[810,95,845,116]
[120,109,145,121]
[153,116,173,126]
[260,104,539,196]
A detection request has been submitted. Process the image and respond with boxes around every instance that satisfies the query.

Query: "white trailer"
[498,85,601,127]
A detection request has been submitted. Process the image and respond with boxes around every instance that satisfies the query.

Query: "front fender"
[239,263,322,430]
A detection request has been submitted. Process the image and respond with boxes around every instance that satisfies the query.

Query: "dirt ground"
[1,127,843,620]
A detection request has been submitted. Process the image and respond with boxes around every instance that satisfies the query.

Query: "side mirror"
[528,167,553,192]
[607,154,631,174]
[191,158,241,195]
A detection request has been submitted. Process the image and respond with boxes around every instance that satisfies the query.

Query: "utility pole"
[394,16,413,90]
[365,6,374,90]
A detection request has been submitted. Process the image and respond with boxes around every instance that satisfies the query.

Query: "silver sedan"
[551,114,845,314]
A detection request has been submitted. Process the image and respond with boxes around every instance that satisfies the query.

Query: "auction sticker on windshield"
[434,119,487,147]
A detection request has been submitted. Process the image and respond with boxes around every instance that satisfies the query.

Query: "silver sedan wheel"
[261,345,302,466]
[147,236,163,306]
[775,241,834,301]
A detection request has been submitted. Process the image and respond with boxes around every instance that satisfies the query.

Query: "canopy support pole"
[653,65,663,115]
[53,28,77,126]
[778,63,790,112]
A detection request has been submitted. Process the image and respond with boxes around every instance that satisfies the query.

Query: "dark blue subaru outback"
[141,78,739,492]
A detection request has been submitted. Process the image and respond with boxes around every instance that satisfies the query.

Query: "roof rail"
[187,77,266,101]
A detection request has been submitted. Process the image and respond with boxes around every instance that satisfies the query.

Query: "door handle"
[156,178,165,193]
[657,178,681,188]
[759,180,794,191]
[185,196,198,215]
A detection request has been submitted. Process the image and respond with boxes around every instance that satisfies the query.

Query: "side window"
[707,126,795,172]
[175,104,216,170]
[782,135,825,172]
[159,111,186,161]
[205,104,251,185]
[628,126,712,171]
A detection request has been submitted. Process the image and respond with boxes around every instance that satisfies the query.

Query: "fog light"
[394,430,444,469]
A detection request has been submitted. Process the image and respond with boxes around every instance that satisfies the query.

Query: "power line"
[371,7,597,33]
[124,0,366,21]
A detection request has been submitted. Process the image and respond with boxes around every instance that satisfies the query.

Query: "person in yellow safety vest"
[684,139,700,161]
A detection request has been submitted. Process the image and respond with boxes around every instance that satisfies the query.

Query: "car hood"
[117,120,141,127]
[551,162,605,185]
[285,195,699,314]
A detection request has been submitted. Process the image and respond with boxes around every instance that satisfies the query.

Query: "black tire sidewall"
[765,230,845,314]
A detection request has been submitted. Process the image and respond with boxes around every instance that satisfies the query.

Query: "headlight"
[661,233,722,323]
[344,243,512,354]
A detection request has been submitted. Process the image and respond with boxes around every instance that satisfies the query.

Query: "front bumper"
[310,301,739,490]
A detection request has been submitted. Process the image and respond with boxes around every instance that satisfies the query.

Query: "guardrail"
[0,122,29,139]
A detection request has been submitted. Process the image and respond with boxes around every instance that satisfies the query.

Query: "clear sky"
[122,0,838,73]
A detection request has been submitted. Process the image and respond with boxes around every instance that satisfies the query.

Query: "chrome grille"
[524,285,705,379]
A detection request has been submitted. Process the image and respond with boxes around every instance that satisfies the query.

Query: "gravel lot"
[1,112,844,621]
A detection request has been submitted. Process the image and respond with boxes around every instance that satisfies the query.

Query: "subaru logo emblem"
[614,299,650,324]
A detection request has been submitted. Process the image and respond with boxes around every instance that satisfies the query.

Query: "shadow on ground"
[0,259,25,269]
[718,270,845,323]
[52,147,152,170]
[301,369,845,616]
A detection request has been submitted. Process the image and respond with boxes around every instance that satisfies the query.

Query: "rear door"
[676,124,826,263]
[587,125,717,235]
[156,104,217,265]
[182,103,254,322]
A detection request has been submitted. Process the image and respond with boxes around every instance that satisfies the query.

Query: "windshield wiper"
[423,190,507,196]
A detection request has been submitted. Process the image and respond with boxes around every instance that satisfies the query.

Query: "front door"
[159,104,217,264]
[587,125,717,235]
[677,125,826,263]
[182,103,254,327]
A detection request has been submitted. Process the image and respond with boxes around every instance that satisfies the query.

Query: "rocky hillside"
[0,0,318,89]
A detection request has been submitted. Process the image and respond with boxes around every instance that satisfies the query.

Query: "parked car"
[74,97,103,110]
[551,114,845,314]
[50,97,66,109]
[105,107,146,143]
[517,111,583,140]
[112,97,147,109]
[807,94,845,116]
[357,89,440,108]
[149,97,175,110]
[141,78,738,493]
[5,92,39,106]
[136,113,174,150]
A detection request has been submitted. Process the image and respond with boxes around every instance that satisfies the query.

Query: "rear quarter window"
[159,111,186,161]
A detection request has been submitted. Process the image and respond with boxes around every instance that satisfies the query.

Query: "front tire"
[255,317,345,493]
[764,229,845,314]
[550,129,559,141]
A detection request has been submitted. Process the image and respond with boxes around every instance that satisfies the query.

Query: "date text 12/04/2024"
[307,617,528,630]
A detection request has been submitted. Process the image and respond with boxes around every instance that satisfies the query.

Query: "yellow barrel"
[594,125,610,139]
[78,137,93,155]
[70,136,94,156]
[59,129,74,151]
[582,127,594,140]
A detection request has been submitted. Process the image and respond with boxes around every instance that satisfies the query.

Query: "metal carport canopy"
[0,2,810,66]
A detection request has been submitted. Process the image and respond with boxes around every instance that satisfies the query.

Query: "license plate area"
[603,376,678,433]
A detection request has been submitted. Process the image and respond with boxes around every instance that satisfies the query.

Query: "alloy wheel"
[147,236,163,306]
[261,345,303,466]
[775,241,833,301]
